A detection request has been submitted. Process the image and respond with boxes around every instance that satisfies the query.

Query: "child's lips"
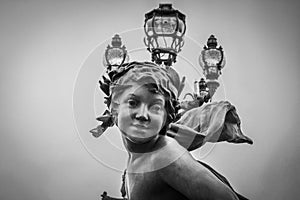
[132,123,149,129]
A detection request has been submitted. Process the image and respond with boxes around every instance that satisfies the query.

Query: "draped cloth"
[168,101,253,151]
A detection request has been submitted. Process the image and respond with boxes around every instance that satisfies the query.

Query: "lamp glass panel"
[208,66,218,74]
[156,36,174,49]
[107,48,125,65]
[177,19,185,36]
[145,18,154,36]
[154,16,177,34]
[204,49,222,66]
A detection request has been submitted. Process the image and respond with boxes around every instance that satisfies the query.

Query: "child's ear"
[114,114,118,126]
[110,107,118,126]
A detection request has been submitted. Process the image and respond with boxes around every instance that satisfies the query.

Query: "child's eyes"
[126,99,164,112]
[150,104,163,112]
[127,99,139,107]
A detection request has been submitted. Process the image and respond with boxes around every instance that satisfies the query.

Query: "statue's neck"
[121,134,165,153]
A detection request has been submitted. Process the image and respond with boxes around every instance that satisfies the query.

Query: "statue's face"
[117,83,167,144]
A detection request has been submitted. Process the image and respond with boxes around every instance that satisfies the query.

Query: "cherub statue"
[92,61,252,199]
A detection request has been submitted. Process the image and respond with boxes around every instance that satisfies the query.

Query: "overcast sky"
[0,0,299,199]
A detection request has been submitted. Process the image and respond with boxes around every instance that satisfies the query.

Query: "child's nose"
[134,104,150,122]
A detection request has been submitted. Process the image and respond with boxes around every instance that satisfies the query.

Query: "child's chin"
[127,135,155,144]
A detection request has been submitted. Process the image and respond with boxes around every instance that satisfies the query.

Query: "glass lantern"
[103,34,129,72]
[144,4,186,66]
[199,35,225,98]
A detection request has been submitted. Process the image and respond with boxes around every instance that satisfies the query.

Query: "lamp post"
[144,3,186,66]
[199,35,225,99]
[103,34,129,72]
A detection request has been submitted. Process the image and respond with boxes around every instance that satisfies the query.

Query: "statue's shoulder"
[127,137,190,173]
[151,137,191,170]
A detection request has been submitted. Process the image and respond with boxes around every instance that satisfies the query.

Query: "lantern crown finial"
[159,3,172,10]
[111,34,122,47]
[207,35,218,49]
[145,3,186,22]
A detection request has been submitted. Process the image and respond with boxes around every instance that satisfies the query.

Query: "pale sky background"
[1,0,300,200]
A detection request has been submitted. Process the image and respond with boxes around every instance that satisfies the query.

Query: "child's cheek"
[116,107,131,133]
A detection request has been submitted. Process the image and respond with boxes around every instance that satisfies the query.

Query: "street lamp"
[199,35,226,99]
[144,3,186,66]
[103,34,129,72]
